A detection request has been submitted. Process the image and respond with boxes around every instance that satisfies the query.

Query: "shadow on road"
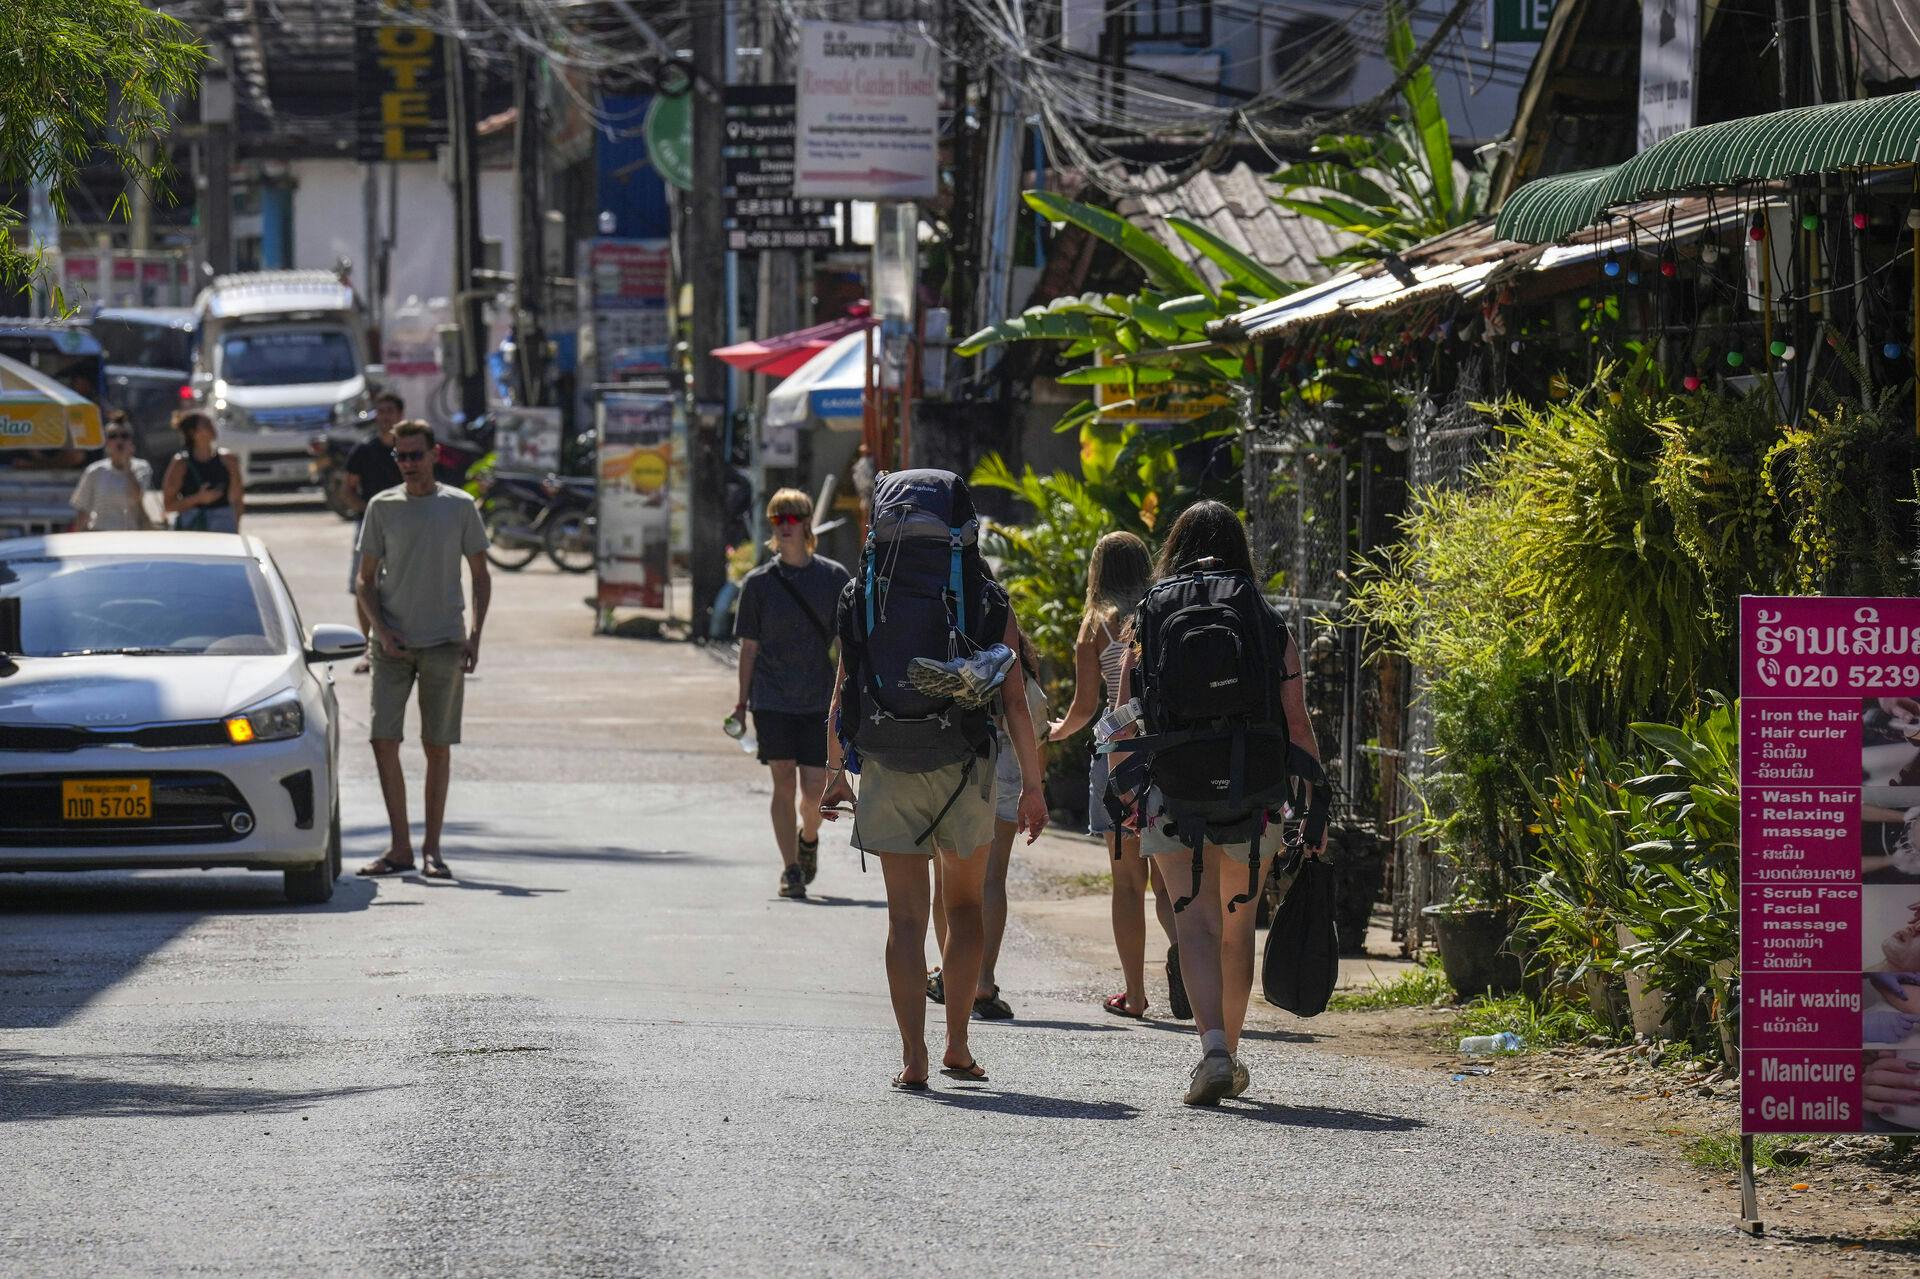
[0,873,376,1030]
[0,1049,404,1124]
[917,1086,1140,1121]
[1204,1099,1426,1131]
[796,894,885,909]
[344,823,707,868]
[987,1018,1129,1034]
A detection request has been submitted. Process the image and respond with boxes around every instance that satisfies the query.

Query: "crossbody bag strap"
[769,566,837,665]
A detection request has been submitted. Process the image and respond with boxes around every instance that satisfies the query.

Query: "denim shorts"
[1087,753,1114,836]
[993,733,1022,824]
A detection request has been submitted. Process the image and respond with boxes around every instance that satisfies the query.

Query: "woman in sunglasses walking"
[732,488,851,899]
[69,411,154,531]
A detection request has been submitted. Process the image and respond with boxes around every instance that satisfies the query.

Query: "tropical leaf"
[1057,364,1176,386]
[955,294,1116,356]
[1165,217,1294,300]
[1384,0,1455,218]
[1024,191,1212,298]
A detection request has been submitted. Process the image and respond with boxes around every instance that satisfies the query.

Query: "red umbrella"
[712,310,874,378]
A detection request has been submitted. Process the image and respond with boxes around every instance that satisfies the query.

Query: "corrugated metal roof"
[1215,194,1744,343]
[1117,163,1359,291]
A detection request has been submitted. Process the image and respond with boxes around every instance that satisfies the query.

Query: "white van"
[192,271,371,488]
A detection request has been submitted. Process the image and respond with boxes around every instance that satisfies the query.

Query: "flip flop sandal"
[890,1072,930,1092]
[925,969,945,1005]
[939,1058,988,1082]
[356,854,414,877]
[972,987,1014,1020]
[420,855,453,880]
[1103,993,1147,1019]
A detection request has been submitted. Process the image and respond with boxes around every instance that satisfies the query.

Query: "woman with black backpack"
[1108,501,1326,1106]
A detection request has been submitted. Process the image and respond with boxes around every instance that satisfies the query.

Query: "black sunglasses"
[105,432,134,441]
[392,448,431,461]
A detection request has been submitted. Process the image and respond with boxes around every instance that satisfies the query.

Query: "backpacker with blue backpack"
[837,469,1008,846]
[1101,559,1329,914]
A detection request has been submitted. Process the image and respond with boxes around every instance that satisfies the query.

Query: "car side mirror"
[305,623,367,663]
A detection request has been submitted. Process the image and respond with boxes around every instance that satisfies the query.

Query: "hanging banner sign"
[1739,596,1920,1137]
[792,21,940,201]
[596,393,686,611]
[354,0,447,163]
[1638,0,1697,151]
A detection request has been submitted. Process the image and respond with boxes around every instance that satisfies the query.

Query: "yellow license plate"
[62,778,151,821]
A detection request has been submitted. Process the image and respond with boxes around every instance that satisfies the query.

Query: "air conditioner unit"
[1264,11,1361,103]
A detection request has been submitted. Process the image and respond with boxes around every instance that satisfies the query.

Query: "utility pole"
[445,0,488,422]
[688,0,731,632]
[201,45,235,279]
[512,39,547,406]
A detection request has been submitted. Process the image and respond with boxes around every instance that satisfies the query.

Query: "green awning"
[1496,90,1920,243]
[1492,168,1617,245]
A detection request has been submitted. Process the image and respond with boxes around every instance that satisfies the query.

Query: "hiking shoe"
[779,864,807,899]
[1228,1055,1251,1099]
[1184,1048,1234,1107]
[1167,945,1193,1021]
[906,644,1016,708]
[797,835,820,884]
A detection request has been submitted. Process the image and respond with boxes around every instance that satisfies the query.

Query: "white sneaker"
[1183,1048,1234,1106]
[906,644,1016,708]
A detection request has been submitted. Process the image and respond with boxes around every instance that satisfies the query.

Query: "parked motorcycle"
[478,471,596,573]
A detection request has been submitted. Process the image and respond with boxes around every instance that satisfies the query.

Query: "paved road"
[2,506,1776,1276]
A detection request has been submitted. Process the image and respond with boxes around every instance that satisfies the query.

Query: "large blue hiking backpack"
[1103,563,1329,913]
[841,469,1004,777]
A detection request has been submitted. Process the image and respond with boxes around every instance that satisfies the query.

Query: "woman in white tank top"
[1047,531,1189,1021]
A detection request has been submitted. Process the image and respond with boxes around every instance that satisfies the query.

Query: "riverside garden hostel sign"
[1740,597,1920,1136]
[792,21,939,201]
[355,0,447,163]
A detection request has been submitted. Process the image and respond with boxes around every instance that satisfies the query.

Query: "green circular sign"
[645,93,693,193]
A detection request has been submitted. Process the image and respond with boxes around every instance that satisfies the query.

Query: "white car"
[0,532,363,902]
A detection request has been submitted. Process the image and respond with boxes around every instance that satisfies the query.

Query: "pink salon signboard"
[1741,597,1920,1135]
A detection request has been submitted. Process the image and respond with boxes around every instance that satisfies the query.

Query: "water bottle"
[722,711,747,740]
[1459,1031,1523,1057]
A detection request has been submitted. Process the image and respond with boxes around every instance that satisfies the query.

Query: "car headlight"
[332,390,372,425]
[226,690,304,743]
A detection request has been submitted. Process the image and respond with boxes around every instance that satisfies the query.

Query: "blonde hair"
[1078,530,1153,644]
[764,487,816,552]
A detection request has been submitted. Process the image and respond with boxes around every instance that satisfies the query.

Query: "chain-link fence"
[1243,356,1490,955]
[1390,358,1492,951]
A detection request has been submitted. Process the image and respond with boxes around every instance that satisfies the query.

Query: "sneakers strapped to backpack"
[1102,559,1329,913]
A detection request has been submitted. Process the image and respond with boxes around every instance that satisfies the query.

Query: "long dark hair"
[1153,499,1254,580]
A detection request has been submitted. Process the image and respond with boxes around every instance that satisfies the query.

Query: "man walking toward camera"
[68,412,152,530]
[354,420,490,883]
[734,488,850,900]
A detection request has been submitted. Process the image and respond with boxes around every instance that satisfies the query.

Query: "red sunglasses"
[771,513,807,527]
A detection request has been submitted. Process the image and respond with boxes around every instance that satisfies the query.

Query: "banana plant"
[1268,1,1490,268]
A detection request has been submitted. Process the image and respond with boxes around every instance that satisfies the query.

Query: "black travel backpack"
[840,469,1005,779]
[1104,562,1329,913]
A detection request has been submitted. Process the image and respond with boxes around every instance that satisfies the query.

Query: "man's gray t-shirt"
[735,555,850,713]
[359,483,488,647]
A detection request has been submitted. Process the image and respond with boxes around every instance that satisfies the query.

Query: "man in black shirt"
[345,390,407,673]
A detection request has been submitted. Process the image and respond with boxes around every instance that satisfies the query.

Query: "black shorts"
[753,709,828,767]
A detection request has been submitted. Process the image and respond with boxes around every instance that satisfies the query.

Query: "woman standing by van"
[1112,501,1323,1105]
[163,411,244,533]
[1047,531,1186,1021]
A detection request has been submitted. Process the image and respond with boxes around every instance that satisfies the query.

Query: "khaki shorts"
[370,642,466,745]
[852,752,998,856]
